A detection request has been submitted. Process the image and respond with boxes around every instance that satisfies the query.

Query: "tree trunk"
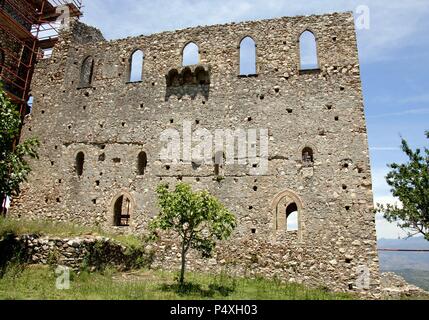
[179,240,187,285]
[0,193,6,217]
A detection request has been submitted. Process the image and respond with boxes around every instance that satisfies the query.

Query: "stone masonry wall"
[8,234,149,270]
[10,12,380,293]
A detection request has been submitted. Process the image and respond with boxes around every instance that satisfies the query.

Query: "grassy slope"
[0,265,354,300]
[0,217,354,300]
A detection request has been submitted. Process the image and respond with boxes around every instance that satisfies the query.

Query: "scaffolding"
[0,0,83,215]
[0,0,83,116]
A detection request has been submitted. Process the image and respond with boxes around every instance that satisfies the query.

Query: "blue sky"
[80,0,429,239]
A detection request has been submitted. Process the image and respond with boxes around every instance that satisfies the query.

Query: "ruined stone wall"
[2,234,152,271]
[10,12,380,292]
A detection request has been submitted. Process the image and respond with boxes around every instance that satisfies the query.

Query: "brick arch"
[271,189,304,240]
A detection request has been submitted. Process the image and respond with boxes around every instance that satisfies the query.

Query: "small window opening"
[302,147,314,166]
[182,42,199,66]
[75,152,84,176]
[137,151,147,175]
[286,202,298,231]
[299,31,318,70]
[129,50,144,82]
[80,56,94,87]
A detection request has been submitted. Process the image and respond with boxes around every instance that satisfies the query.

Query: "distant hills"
[378,237,429,290]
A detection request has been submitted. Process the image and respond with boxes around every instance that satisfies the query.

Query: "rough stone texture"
[9,12,380,293]
[381,272,429,299]
[14,234,144,270]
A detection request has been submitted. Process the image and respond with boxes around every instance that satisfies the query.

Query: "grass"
[0,217,142,247]
[0,264,355,300]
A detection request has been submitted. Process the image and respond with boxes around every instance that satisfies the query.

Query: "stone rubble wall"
[9,235,146,271]
[380,272,429,299]
[150,235,380,295]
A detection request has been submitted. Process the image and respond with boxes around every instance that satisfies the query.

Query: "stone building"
[9,11,380,292]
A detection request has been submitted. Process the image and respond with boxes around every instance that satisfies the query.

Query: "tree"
[0,84,39,215]
[149,183,236,285]
[377,131,429,240]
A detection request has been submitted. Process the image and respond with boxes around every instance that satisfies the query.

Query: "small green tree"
[150,183,236,285]
[376,131,429,240]
[0,84,39,214]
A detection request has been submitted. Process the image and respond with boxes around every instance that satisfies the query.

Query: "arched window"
[182,42,199,66]
[75,152,85,176]
[302,147,314,166]
[167,69,180,87]
[181,67,193,85]
[80,56,94,87]
[113,195,131,226]
[239,36,256,75]
[299,31,318,70]
[137,151,147,175]
[195,66,209,85]
[129,50,144,82]
[286,203,298,231]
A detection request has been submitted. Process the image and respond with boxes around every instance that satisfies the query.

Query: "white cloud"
[374,195,407,239]
[376,212,408,239]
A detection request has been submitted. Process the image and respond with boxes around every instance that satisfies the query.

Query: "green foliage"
[376,131,429,240]
[0,84,39,200]
[150,183,236,284]
[82,240,154,272]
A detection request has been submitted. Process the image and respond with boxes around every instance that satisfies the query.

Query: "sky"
[79,0,429,239]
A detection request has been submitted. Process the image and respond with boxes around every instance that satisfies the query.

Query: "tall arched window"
[299,31,318,70]
[302,147,314,166]
[113,195,131,227]
[286,203,298,231]
[137,151,147,175]
[182,42,199,66]
[75,152,85,176]
[239,36,256,75]
[129,50,144,82]
[80,56,94,87]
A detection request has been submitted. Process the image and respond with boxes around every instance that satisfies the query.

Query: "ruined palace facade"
[10,12,380,292]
